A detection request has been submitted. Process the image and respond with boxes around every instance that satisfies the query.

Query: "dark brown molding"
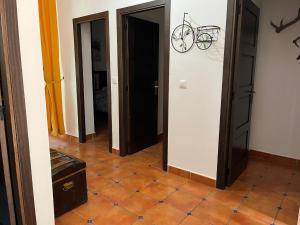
[216,0,239,190]
[249,149,300,168]
[0,0,37,224]
[73,11,113,152]
[116,0,171,171]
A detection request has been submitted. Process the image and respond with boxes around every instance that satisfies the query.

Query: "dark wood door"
[0,68,16,225]
[227,0,260,185]
[126,16,159,154]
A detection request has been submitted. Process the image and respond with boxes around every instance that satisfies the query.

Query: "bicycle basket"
[197,26,221,42]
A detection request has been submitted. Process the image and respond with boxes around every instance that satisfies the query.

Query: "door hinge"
[0,106,5,120]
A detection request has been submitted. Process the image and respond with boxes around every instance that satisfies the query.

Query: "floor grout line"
[226,183,258,225]
[272,171,296,225]
[52,136,300,225]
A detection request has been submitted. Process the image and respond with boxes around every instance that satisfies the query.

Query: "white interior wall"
[16,0,55,224]
[81,22,96,135]
[249,0,300,159]
[131,8,165,135]
[57,0,227,179]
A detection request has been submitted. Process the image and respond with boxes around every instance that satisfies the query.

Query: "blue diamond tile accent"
[138,216,144,220]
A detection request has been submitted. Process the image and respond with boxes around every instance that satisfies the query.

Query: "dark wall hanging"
[294,36,300,60]
[270,8,300,60]
[171,13,220,53]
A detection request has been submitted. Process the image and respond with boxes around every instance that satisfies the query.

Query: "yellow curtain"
[39,0,65,136]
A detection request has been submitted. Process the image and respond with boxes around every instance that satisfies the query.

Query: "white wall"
[81,23,96,135]
[16,0,55,224]
[57,0,227,179]
[249,0,300,159]
[131,8,165,135]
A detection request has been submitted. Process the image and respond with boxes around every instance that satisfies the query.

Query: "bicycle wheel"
[196,33,213,50]
[171,24,195,53]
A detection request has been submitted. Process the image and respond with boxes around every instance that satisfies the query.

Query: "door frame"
[0,0,37,224]
[73,11,113,152]
[216,0,246,189]
[117,0,171,170]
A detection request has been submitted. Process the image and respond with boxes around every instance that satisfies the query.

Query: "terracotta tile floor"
[50,134,300,225]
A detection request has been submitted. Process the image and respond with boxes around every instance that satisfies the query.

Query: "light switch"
[179,80,187,89]
[112,77,118,85]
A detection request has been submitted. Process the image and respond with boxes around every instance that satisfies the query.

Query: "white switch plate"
[112,77,118,85]
[179,80,187,89]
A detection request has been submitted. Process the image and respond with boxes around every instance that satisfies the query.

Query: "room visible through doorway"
[117,2,171,170]
[72,12,112,150]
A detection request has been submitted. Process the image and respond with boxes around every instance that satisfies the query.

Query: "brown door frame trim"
[73,11,113,152]
[117,0,171,170]
[216,0,240,189]
[0,0,37,224]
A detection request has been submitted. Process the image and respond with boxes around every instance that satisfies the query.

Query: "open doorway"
[217,0,260,188]
[91,20,109,138]
[73,12,112,151]
[217,0,300,190]
[117,1,171,170]
[217,1,300,222]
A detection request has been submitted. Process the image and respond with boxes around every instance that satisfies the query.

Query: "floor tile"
[141,182,176,200]
[120,174,154,191]
[192,199,233,225]
[100,183,135,203]
[210,189,243,209]
[50,134,300,225]
[180,181,212,198]
[165,190,201,212]
[240,191,282,221]
[119,192,157,215]
[100,167,135,181]
[87,176,115,193]
[157,173,188,188]
[229,211,270,225]
[55,211,85,225]
[93,206,136,225]
[275,198,299,225]
[138,166,166,180]
[236,204,275,225]
[136,203,186,225]
[73,195,114,219]
[180,216,206,225]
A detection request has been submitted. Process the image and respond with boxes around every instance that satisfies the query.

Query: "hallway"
[50,135,300,225]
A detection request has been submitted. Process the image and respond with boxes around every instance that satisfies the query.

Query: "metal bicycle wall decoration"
[171,13,221,53]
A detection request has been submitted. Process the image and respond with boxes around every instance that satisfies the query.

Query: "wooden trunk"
[51,149,88,217]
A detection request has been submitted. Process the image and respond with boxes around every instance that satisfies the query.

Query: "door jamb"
[0,0,37,224]
[216,0,240,189]
[116,0,171,171]
[73,11,113,152]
